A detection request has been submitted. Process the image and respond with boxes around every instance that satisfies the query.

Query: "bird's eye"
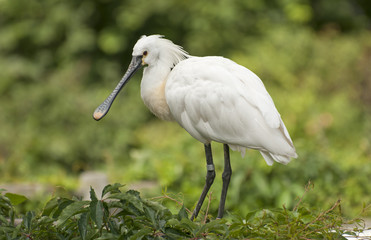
[143,51,148,56]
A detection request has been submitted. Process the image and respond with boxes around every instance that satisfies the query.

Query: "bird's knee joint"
[206,170,215,179]
[206,170,215,184]
[206,175,215,185]
[222,170,232,181]
[203,164,215,185]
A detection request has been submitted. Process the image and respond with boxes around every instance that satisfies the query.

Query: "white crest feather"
[134,35,190,67]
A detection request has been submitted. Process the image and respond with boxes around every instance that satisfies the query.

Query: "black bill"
[93,55,143,121]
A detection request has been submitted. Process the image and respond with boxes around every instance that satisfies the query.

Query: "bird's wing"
[228,62,296,149]
[225,59,282,129]
[166,57,295,155]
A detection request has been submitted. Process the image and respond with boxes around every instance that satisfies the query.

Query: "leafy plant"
[0,0,370,225]
[0,184,366,239]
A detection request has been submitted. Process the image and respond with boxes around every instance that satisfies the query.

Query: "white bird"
[93,35,298,220]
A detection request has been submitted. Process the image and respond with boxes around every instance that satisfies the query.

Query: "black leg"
[217,144,232,219]
[190,143,216,221]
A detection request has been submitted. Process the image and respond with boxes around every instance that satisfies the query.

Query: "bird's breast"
[141,79,174,121]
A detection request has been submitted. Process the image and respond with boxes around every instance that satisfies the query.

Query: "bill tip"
[93,111,104,121]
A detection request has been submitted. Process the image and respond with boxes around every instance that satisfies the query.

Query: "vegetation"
[0,0,370,235]
[0,184,366,239]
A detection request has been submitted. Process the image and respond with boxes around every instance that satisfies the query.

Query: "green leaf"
[53,198,74,219]
[89,187,105,228]
[144,199,168,212]
[129,227,152,240]
[179,218,198,234]
[96,233,123,240]
[42,197,59,216]
[5,193,28,205]
[164,227,189,239]
[0,215,9,224]
[107,219,119,234]
[101,183,124,198]
[165,218,180,227]
[90,199,104,229]
[23,211,35,231]
[202,219,226,233]
[90,187,98,202]
[144,206,156,227]
[109,192,144,212]
[245,210,258,222]
[78,212,88,240]
[56,201,89,227]
[177,205,188,220]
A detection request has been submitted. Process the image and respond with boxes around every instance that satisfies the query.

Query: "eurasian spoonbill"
[93,35,298,220]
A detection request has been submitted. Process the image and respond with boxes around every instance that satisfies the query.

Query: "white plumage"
[134,35,297,165]
[93,35,298,219]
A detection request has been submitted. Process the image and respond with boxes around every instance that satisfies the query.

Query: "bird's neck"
[140,64,174,121]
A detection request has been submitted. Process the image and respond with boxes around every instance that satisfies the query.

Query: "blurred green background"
[0,0,370,217]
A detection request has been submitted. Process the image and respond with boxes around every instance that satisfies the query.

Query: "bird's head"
[92,35,188,121]
[133,35,189,67]
[132,35,160,66]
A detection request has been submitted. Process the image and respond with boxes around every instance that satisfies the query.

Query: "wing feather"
[166,56,297,161]
[228,62,281,129]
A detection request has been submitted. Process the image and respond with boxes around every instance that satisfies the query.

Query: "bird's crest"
[134,35,190,67]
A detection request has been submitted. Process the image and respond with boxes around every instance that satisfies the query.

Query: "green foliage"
[4,193,28,206]
[0,0,370,223]
[0,185,365,239]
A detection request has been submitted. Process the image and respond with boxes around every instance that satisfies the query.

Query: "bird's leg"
[190,143,216,221]
[217,144,232,219]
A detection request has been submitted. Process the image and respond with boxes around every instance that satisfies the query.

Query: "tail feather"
[229,145,246,157]
[229,144,297,166]
[260,151,275,166]
[260,151,296,166]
